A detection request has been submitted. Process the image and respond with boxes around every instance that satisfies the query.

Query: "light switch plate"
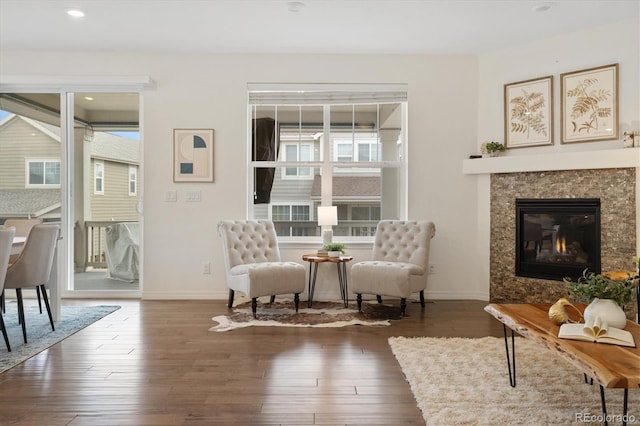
[186,190,201,202]
[165,190,177,202]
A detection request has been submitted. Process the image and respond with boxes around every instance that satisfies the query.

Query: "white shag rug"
[210,299,400,332]
[388,336,640,426]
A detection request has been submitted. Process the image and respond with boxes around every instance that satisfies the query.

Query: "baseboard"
[139,289,489,302]
[424,290,489,301]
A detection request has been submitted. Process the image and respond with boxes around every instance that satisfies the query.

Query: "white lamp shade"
[317,206,338,226]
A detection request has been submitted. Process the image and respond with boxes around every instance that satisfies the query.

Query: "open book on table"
[558,316,635,347]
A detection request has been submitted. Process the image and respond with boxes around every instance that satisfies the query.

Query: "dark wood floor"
[0,299,503,425]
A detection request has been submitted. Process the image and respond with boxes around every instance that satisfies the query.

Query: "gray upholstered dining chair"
[4,218,44,313]
[351,220,436,316]
[4,224,60,343]
[0,227,16,351]
[3,218,43,239]
[218,220,305,318]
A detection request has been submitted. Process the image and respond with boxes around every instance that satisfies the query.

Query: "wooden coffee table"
[485,303,640,425]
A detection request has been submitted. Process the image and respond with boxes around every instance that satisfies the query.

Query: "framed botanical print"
[173,129,214,182]
[561,63,618,143]
[504,75,553,148]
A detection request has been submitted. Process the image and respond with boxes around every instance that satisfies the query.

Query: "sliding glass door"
[72,92,141,294]
[0,90,142,298]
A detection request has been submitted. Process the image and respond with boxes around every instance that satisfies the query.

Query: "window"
[129,166,137,196]
[248,84,407,239]
[26,159,60,187]
[271,203,312,236]
[283,142,312,178]
[94,162,104,194]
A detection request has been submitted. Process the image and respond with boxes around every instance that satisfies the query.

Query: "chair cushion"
[229,261,305,299]
[350,261,425,298]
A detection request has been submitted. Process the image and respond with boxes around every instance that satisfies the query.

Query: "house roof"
[0,189,61,218]
[310,175,380,199]
[90,131,139,164]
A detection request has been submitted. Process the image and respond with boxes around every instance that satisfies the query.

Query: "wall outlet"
[201,261,211,274]
[428,264,436,274]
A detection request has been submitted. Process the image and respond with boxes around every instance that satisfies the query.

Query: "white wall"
[4,17,634,303]
[475,17,640,298]
[0,52,483,300]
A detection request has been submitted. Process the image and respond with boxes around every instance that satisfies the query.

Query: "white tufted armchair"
[350,220,436,316]
[218,220,306,318]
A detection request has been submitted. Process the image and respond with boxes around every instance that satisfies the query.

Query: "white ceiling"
[0,0,638,55]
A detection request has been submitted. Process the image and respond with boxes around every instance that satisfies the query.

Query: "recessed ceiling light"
[84,96,94,101]
[66,8,85,18]
[532,2,553,13]
[286,1,305,12]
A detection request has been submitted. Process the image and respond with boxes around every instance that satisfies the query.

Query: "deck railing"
[83,221,137,269]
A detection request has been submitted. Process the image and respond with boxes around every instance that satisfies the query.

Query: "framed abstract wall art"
[561,63,618,143]
[173,129,214,182]
[504,75,553,148]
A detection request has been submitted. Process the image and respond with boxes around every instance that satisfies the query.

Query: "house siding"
[90,160,139,221]
[0,118,60,189]
[270,167,316,205]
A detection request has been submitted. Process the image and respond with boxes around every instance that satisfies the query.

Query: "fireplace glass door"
[515,198,601,281]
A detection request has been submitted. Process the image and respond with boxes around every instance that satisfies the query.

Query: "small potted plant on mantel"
[563,268,636,329]
[480,141,506,157]
[323,242,346,258]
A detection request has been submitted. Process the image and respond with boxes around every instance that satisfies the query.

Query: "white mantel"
[463,148,640,175]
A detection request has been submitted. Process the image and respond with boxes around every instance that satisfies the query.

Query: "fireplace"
[515,198,601,282]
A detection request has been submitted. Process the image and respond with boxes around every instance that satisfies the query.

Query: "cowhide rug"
[209,299,402,332]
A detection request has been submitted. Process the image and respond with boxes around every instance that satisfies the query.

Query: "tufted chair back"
[218,220,282,270]
[372,220,436,270]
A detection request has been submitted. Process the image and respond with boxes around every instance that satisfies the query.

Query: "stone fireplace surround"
[463,148,639,318]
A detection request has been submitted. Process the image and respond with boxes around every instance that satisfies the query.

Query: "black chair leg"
[376,295,382,303]
[227,289,235,308]
[36,286,42,314]
[16,289,27,343]
[269,295,276,304]
[40,285,55,331]
[0,313,11,352]
[420,290,425,308]
[294,293,300,312]
[251,298,257,319]
[400,298,407,317]
[1,290,4,314]
[357,294,363,312]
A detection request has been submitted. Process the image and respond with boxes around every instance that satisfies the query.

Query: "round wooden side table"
[302,254,353,308]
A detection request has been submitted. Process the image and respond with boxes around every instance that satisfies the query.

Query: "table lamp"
[317,206,338,245]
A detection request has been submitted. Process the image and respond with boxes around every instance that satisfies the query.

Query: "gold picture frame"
[504,75,553,149]
[561,63,618,143]
[173,129,214,182]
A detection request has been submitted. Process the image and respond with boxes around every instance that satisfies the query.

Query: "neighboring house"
[0,113,140,224]
[255,113,396,238]
[88,129,140,222]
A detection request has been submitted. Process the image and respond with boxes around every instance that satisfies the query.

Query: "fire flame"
[555,237,566,254]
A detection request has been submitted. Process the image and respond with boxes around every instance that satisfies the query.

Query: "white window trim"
[94,161,104,195]
[128,165,137,196]
[25,158,61,188]
[247,85,409,237]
